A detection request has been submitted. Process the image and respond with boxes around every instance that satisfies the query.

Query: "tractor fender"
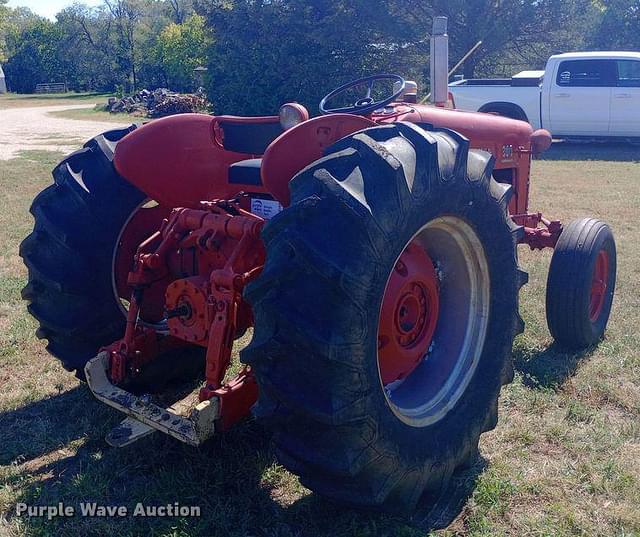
[113,114,270,208]
[261,114,375,206]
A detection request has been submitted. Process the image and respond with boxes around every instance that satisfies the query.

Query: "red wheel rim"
[378,241,439,385]
[589,249,609,322]
[378,217,490,427]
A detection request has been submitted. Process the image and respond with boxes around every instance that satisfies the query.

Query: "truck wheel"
[20,127,145,375]
[546,218,616,349]
[243,123,527,511]
[479,103,528,123]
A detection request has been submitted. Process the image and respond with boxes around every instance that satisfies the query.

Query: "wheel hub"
[378,243,439,385]
[377,217,490,427]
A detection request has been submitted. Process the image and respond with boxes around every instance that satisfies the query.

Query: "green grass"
[46,106,139,124]
[0,92,113,110]
[0,142,639,536]
[0,92,138,124]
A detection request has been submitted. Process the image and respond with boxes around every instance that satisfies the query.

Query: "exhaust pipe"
[430,16,449,106]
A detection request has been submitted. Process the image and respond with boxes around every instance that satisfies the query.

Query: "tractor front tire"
[546,218,616,349]
[20,126,144,375]
[243,123,527,511]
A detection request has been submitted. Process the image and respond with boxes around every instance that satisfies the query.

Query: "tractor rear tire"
[243,123,527,511]
[546,218,616,349]
[20,126,145,376]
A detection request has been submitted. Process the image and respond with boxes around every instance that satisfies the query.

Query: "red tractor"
[20,73,616,512]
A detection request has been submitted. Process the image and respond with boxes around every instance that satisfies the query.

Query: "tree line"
[0,0,208,93]
[1,0,639,114]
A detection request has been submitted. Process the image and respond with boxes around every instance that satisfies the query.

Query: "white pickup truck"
[449,51,640,139]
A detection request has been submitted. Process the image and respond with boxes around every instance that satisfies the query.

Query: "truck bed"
[450,70,545,88]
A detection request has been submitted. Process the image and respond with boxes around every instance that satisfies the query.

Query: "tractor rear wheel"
[20,126,145,375]
[243,123,527,511]
[546,218,616,349]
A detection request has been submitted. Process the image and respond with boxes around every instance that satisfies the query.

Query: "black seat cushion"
[228,158,263,186]
[220,121,283,154]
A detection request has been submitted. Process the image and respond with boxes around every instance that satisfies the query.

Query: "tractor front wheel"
[546,218,616,349]
[243,123,527,511]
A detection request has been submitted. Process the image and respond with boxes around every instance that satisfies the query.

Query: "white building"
[0,65,6,93]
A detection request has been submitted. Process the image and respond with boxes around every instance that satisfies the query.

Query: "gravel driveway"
[0,104,129,160]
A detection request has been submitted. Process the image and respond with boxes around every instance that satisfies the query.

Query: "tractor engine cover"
[166,276,211,345]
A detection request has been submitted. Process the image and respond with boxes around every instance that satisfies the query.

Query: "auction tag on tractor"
[251,198,283,220]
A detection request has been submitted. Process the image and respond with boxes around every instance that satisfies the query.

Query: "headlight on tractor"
[279,103,309,130]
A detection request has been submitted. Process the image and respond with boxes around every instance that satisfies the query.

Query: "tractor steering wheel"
[319,74,406,116]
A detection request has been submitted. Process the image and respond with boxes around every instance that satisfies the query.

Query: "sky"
[7,0,102,20]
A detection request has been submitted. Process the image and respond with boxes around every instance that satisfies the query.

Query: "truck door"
[548,59,615,136]
[610,59,640,137]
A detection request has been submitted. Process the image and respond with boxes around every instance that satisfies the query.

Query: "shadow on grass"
[0,385,483,536]
[513,341,597,390]
[0,386,94,466]
[538,141,640,163]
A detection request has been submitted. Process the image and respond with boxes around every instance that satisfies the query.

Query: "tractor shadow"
[0,384,483,536]
[1,388,280,535]
[538,141,640,163]
[512,342,597,390]
[0,385,95,466]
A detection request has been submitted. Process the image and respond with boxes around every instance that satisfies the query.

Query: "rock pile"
[105,88,210,118]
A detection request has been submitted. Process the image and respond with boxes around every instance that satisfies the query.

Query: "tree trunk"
[130,44,137,90]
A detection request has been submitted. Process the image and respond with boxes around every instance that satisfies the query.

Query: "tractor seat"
[228,158,263,186]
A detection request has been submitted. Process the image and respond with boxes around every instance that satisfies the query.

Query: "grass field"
[0,92,132,124]
[0,141,638,536]
[46,106,135,124]
[0,92,113,110]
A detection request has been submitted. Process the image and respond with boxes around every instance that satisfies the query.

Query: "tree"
[56,4,123,91]
[1,4,41,63]
[105,0,146,90]
[590,0,640,50]
[4,20,65,93]
[0,0,8,62]
[166,0,193,23]
[397,0,598,78]
[155,14,210,91]
[1,0,618,98]
[197,0,424,115]
[3,0,181,93]
[196,0,600,114]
